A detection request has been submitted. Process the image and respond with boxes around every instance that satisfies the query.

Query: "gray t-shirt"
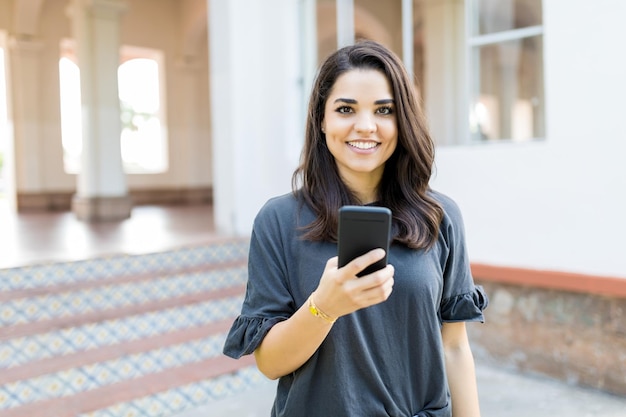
[223,191,487,417]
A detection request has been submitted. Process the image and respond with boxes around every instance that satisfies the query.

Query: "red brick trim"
[471,263,626,299]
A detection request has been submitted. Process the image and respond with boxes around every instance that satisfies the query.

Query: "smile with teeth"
[347,141,379,150]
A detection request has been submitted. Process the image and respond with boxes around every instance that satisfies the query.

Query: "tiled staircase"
[0,238,266,417]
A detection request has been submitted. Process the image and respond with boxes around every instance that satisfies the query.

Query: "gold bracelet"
[308,294,337,324]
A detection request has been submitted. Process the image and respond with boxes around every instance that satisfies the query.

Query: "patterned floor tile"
[77,367,266,417]
[0,241,249,292]
[1,266,246,326]
[0,333,229,410]
[0,295,243,370]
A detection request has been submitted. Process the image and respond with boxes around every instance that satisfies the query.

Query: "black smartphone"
[337,205,392,277]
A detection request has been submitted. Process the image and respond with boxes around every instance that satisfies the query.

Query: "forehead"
[327,69,393,101]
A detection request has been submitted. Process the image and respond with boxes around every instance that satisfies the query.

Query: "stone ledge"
[469,267,626,397]
[72,195,133,221]
[16,187,213,212]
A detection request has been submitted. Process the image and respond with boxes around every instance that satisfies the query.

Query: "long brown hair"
[292,40,443,249]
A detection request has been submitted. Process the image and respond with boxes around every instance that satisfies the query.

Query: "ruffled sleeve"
[440,285,488,323]
[433,191,489,324]
[222,195,299,359]
[223,315,287,359]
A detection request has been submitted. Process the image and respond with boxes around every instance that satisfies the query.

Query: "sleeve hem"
[222,315,287,359]
[440,285,489,323]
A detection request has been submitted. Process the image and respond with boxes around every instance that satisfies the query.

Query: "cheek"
[381,122,398,141]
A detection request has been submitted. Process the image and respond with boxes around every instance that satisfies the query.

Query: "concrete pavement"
[476,362,626,417]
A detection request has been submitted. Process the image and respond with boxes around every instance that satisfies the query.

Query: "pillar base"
[72,195,133,221]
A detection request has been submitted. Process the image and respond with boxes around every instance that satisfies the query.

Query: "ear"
[321,120,326,133]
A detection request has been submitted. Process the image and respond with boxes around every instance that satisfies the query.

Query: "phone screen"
[337,205,392,277]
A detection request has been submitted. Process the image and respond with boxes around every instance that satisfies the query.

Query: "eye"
[336,106,353,114]
[376,106,394,115]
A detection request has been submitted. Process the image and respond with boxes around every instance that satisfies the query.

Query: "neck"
[346,179,379,205]
[338,167,384,205]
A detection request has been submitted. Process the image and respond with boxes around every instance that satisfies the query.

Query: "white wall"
[2,0,623,276]
[430,0,626,279]
[209,0,305,236]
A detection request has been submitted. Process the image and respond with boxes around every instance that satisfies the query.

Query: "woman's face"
[322,69,398,191]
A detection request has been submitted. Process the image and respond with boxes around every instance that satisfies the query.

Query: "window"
[118,47,168,173]
[59,42,168,173]
[467,0,545,142]
[59,56,82,173]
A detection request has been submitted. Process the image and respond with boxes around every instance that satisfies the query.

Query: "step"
[76,363,264,417]
[0,239,249,292]
[0,262,247,328]
[0,240,260,416]
[1,342,260,417]
[1,330,227,412]
[0,293,244,371]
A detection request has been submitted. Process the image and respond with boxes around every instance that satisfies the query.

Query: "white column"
[402,0,414,77]
[336,0,355,48]
[173,56,206,196]
[299,0,317,132]
[7,37,43,197]
[422,0,466,146]
[208,0,310,235]
[1,33,17,212]
[66,0,131,221]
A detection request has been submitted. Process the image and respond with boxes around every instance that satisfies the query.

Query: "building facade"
[1,0,625,397]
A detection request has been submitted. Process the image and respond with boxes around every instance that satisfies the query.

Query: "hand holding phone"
[337,206,392,277]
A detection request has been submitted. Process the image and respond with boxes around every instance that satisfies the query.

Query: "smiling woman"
[223,40,488,417]
[321,69,398,203]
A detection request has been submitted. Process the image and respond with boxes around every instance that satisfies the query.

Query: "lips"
[347,140,380,150]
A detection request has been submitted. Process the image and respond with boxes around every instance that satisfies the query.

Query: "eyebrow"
[333,98,395,105]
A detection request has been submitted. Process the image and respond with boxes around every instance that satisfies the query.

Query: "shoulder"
[428,189,470,254]
[427,189,464,225]
[258,192,299,214]
[253,191,307,230]
[257,193,299,217]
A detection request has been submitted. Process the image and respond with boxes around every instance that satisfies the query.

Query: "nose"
[354,113,376,134]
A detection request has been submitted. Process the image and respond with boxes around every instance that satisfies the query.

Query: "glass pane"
[472,0,542,36]
[469,35,545,142]
[59,57,83,173]
[118,58,167,173]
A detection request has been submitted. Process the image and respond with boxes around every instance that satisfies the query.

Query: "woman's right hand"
[254,248,394,379]
[311,248,395,321]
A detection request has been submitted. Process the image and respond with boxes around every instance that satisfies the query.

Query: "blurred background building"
[0,0,625,416]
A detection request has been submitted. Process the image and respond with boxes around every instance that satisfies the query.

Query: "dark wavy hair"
[292,40,443,249]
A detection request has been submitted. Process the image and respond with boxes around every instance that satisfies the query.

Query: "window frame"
[465,1,545,143]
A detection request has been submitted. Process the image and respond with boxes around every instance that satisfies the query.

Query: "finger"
[363,281,394,304]
[357,264,394,289]
[345,248,386,277]
[362,270,395,301]
[325,256,338,269]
